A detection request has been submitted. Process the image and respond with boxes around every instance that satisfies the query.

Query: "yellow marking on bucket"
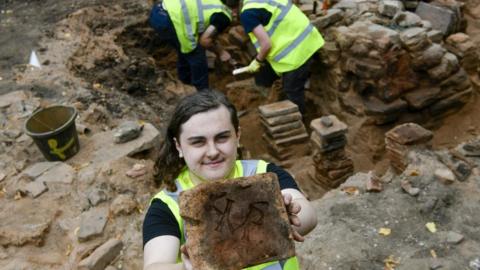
[48,137,74,160]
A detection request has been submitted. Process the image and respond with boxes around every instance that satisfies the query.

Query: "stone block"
[21,162,60,180]
[434,168,456,184]
[344,58,385,79]
[410,43,445,69]
[310,132,346,153]
[366,23,401,50]
[314,156,353,171]
[0,91,28,109]
[258,100,298,118]
[313,147,347,161]
[272,132,309,146]
[113,121,143,144]
[310,115,347,140]
[261,111,302,126]
[399,27,429,51]
[77,207,109,242]
[261,119,303,135]
[179,173,295,270]
[429,88,472,116]
[267,126,307,140]
[363,96,408,116]
[393,11,422,28]
[404,87,441,110]
[69,123,160,165]
[78,239,123,270]
[415,1,457,35]
[403,1,418,9]
[379,0,404,18]
[24,181,48,198]
[36,162,75,185]
[439,68,471,95]
[311,8,344,29]
[385,123,433,145]
[445,231,464,244]
[428,52,460,81]
[427,30,443,43]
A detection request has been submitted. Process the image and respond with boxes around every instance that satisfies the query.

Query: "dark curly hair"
[154,89,239,191]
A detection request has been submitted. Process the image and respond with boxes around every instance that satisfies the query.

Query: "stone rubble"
[310,115,354,189]
[78,238,123,270]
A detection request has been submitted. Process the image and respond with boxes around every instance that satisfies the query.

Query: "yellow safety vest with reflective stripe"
[164,0,232,53]
[150,160,300,270]
[241,0,324,74]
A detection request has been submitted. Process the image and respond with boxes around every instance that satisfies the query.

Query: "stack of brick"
[259,101,309,162]
[385,123,433,173]
[310,115,353,189]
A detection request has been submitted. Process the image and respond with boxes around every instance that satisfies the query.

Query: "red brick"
[179,173,295,270]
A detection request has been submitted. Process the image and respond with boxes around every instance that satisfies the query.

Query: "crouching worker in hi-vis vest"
[149,0,233,91]
[239,0,324,115]
[142,90,318,270]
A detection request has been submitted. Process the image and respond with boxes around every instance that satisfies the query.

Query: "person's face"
[175,105,239,183]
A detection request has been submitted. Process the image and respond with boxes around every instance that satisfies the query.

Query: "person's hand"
[180,245,194,270]
[246,58,262,73]
[283,193,305,242]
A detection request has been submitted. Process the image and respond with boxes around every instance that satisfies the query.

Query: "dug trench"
[70,11,480,199]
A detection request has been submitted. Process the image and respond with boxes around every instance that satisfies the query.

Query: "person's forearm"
[251,25,271,62]
[145,262,184,270]
[256,41,271,62]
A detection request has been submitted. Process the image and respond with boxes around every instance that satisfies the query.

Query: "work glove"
[246,58,263,73]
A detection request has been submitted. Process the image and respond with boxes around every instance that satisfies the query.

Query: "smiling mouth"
[203,159,224,166]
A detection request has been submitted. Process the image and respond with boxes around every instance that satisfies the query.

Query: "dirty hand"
[282,193,305,242]
[246,58,262,73]
[181,245,194,270]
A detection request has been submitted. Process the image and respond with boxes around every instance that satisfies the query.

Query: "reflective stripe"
[203,4,225,9]
[263,263,283,270]
[274,23,313,62]
[196,0,205,32]
[180,0,197,49]
[252,0,293,49]
[241,160,260,176]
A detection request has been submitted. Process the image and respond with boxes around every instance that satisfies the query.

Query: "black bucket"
[24,105,80,161]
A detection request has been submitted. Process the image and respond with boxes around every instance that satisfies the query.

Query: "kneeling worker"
[149,0,233,90]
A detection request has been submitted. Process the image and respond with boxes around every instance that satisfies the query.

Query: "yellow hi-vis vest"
[241,0,324,74]
[164,0,232,53]
[151,160,300,270]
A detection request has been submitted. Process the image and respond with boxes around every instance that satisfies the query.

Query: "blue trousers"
[149,4,209,91]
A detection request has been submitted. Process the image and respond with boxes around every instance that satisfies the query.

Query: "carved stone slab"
[179,173,295,270]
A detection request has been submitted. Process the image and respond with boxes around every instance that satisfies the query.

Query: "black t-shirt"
[142,162,300,247]
[210,13,231,33]
[240,8,272,33]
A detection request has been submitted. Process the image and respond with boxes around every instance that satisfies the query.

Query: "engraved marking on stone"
[212,193,268,241]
